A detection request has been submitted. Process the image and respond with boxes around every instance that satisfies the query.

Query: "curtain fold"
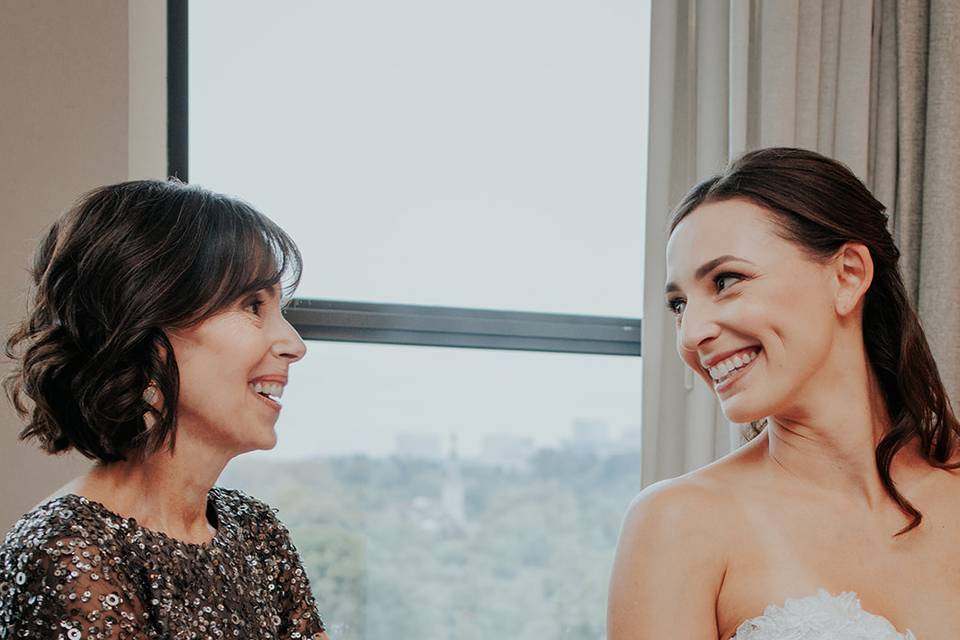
[869,0,960,407]
[642,0,959,487]
[643,0,737,487]
[917,0,960,404]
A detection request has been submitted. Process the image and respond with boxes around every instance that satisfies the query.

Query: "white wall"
[0,0,166,531]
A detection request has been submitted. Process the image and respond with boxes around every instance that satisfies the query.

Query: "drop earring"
[142,385,158,405]
[142,384,159,431]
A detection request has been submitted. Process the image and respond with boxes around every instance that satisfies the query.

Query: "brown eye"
[714,273,743,292]
[666,298,686,315]
[245,297,265,315]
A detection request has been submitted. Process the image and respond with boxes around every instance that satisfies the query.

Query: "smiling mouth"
[251,390,281,412]
[708,347,762,391]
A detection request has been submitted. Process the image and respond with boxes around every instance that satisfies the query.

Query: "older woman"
[608,148,960,639]
[1,180,328,639]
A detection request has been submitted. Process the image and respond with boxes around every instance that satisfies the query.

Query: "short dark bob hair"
[4,179,302,463]
[670,147,960,535]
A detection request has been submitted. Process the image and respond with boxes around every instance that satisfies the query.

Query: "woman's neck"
[67,431,232,544]
[762,351,915,511]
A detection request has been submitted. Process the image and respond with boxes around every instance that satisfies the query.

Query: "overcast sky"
[190,0,650,459]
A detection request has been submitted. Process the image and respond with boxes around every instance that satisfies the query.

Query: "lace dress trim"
[733,589,915,640]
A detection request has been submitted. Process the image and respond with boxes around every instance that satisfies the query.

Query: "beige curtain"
[642,0,959,487]
[871,0,960,406]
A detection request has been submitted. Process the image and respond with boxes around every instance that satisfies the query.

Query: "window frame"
[168,0,642,356]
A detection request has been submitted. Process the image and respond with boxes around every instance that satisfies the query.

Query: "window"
[220,343,642,637]
[180,1,650,637]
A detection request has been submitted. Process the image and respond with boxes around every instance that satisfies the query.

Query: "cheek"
[176,365,228,418]
[677,339,700,372]
[674,322,698,367]
[675,331,715,388]
[755,280,836,375]
[173,346,245,417]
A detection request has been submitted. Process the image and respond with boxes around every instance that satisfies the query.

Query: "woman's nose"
[677,301,720,355]
[273,317,307,363]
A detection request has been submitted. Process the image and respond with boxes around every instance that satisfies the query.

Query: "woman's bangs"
[225,207,303,304]
[186,200,303,325]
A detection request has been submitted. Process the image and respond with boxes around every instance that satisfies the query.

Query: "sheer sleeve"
[261,510,326,640]
[1,537,148,639]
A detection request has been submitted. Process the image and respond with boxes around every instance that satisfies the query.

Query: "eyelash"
[245,296,266,316]
[666,272,745,316]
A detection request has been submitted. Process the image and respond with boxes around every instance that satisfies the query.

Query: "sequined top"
[0,487,325,639]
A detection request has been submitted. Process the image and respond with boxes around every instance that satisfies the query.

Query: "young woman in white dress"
[608,148,960,640]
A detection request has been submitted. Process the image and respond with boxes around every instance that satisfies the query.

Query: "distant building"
[394,431,443,460]
[568,419,616,456]
[441,435,467,532]
[478,434,535,470]
[409,435,468,536]
[562,420,640,457]
[619,426,642,452]
[572,419,610,444]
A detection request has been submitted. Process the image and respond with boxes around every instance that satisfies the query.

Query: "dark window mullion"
[167,0,189,181]
[285,298,642,356]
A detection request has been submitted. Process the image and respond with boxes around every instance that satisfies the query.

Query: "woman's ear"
[833,243,874,317]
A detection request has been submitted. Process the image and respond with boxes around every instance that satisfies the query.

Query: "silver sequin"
[0,488,324,638]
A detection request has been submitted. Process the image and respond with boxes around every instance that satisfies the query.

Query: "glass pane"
[189,1,650,316]
[220,342,642,639]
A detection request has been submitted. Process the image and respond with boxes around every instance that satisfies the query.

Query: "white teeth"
[250,382,285,400]
[707,348,760,383]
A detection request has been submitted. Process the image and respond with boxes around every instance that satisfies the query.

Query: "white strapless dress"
[733,590,916,640]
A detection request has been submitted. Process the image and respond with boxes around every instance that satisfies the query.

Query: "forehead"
[666,199,785,279]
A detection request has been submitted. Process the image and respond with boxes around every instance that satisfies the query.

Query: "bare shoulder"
[618,466,742,560]
[914,447,960,513]
[608,469,741,640]
[624,433,764,532]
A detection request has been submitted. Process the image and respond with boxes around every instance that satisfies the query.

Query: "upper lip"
[249,374,288,385]
[700,346,761,370]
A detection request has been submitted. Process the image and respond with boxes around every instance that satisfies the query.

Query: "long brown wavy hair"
[670,147,960,535]
[4,180,301,463]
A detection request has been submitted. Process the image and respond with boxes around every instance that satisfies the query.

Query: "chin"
[235,429,278,454]
[254,431,279,451]
[719,394,770,425]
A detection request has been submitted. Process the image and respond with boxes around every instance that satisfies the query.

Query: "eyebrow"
[242,284,281,299]
[664,255,756,294]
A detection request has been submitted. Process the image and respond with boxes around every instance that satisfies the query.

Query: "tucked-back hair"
[670,147,959,535]
[4,180,302,463]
